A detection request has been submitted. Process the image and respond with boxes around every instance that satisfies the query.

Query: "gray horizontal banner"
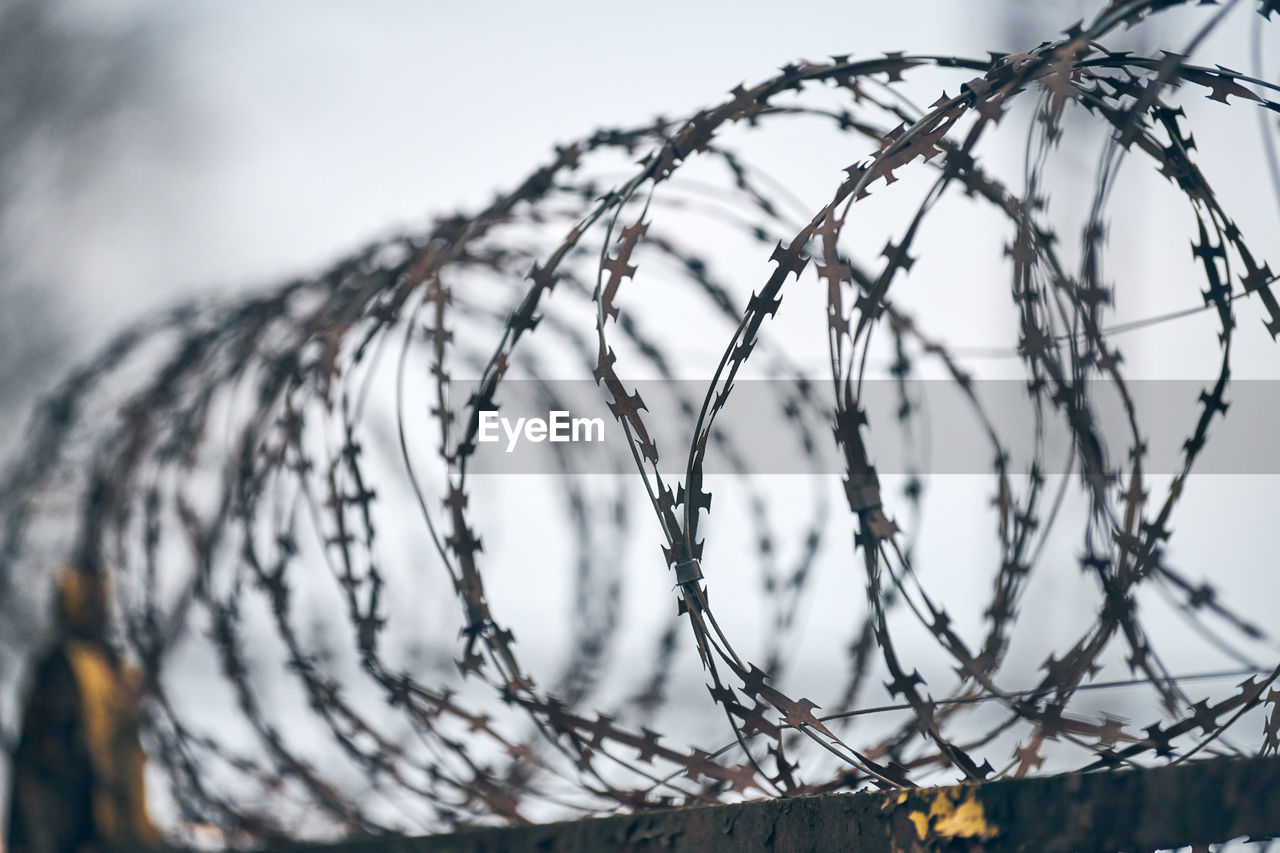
[447,379,1274,475]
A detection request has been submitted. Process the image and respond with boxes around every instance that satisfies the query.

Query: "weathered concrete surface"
[258,756,1280,852]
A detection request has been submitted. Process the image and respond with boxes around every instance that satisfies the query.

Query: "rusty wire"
[4,0,1280,845]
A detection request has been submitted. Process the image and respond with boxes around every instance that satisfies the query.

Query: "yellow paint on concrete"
[883,790,909,811]
[907,787,997,841]
[933,793,993,839]
[57,565,159,844]
[908,808,930,839]
[65,641,117,772]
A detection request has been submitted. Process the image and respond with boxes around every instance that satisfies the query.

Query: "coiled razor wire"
[4,0,1280,844]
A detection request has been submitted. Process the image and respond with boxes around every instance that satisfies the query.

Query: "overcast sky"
[0,1,1265,375]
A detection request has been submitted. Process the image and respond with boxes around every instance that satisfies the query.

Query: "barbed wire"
[4,0,1280,845]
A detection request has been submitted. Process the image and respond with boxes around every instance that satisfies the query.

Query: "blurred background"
[0,0,1157,450]
[4,0,1274,436]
